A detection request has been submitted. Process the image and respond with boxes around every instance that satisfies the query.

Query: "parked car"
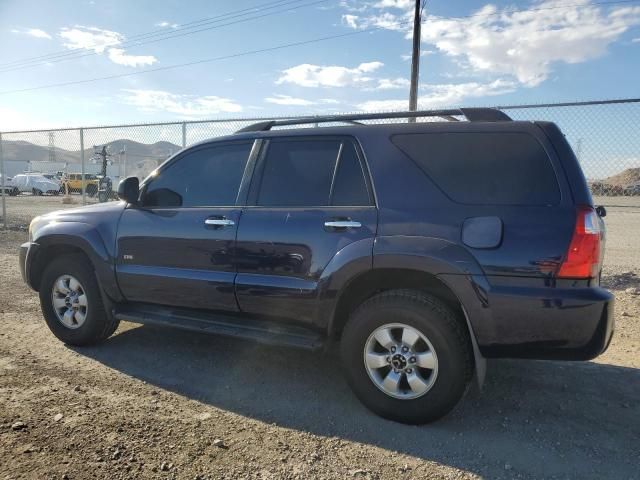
[19,109,613,424]
[12,174,61,196]
[62,173,99,196]
[623,183,640,196]
[0,174,19,196]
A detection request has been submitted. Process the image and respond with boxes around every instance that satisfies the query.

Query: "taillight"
[557,206,601,279]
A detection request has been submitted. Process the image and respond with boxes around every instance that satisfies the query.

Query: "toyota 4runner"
[19,108,614,424]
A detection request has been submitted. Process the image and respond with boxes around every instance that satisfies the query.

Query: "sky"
[0,0,639,132]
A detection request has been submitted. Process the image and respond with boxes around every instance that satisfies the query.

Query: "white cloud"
[421,2,640,86]
[155,21,179,28]
[60,26,122,53]
[265,94,316,106]
[276,61,384,87]
[342,14,359,28]
[339,0,370,13]
[342,0,640,87]
[121,89,242,117]
[11,28,52,39]
[264,95,340,106]
[108,48,157,67]
[356,79,516,111]
[375,77,410,90]
[373,0,413,9]
[401,50,434,61]
[633,37,640,42]
[59,25,157,67]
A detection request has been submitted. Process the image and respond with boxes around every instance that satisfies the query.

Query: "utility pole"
[48,131,56,164]
[408,0,423,119]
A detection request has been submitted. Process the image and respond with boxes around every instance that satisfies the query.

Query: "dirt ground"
[0,205,638,480]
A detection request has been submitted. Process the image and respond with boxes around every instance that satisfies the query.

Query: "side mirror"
[118,177,139,205]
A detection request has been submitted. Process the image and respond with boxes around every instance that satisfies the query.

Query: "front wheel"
[341,290,473,424]
[39,255,119,346]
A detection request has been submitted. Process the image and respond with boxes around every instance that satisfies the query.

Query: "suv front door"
[116,141,254,311]
[235,136,377,327]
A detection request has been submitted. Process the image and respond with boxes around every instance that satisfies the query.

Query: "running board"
[113,304,324,351]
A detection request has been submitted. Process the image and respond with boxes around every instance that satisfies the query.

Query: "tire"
[10,187,19,196]
[86,185,97,197]
[340,289,473,424]
[32,188,43,196]
[38,254,119,346]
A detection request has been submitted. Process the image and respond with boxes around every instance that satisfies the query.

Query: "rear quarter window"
[391,132,560,206]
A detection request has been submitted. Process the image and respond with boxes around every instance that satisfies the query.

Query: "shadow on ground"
[75,324,639,479]
[601,271,640,290]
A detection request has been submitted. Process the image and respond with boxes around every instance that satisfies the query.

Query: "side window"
[331,142,370,206]
[392,132,560,206]
[257,139,341,206]
[142,142,252,208]
[255,138,371,207]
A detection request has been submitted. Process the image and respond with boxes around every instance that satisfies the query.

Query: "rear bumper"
[439,274,615,361]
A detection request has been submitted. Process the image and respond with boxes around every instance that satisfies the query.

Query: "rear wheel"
[32,188,43,196]
[341,290,473,424]
[39,255,119,346]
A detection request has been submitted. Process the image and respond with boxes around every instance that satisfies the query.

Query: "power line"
[0,0,328,74]
[0,24,408,96]
[0,0,308,69]
[1,0,635,74]
[1,0,637,95]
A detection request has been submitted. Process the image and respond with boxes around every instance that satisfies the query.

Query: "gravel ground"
[0,205,638,480]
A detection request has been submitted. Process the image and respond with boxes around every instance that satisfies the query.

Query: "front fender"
[31,222,122,301]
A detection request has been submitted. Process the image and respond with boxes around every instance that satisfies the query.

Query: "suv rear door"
[235,136,376,327]
[116,140,254,311]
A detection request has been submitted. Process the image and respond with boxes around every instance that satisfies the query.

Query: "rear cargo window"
[391,132,560,205]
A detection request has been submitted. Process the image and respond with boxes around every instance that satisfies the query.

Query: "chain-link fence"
[1,98,639,231]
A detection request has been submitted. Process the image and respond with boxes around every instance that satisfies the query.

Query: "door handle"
[324,220,362,229]
[204,218,235,227]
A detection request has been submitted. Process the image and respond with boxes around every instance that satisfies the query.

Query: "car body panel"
[235,206,377,327]
[26,201,126,300]
[116,206,241,311]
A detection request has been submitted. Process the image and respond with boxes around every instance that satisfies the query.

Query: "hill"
[1,138,182,164]
[604,168,640,188]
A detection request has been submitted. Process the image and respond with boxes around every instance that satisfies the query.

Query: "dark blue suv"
[19,109,614,424]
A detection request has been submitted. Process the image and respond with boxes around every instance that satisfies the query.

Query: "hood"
[30,201,126,242]
[40,200,126,221]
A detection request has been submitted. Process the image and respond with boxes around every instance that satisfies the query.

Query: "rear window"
[392,132,560,205]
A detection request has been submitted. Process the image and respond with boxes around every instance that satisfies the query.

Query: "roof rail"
[236,107,511,133]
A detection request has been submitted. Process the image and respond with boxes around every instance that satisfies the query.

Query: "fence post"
[182,122,187,149]
[0,133,6,229]
[80,128,86,205]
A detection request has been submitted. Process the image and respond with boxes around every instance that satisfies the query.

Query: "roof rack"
[236,107,511,133]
